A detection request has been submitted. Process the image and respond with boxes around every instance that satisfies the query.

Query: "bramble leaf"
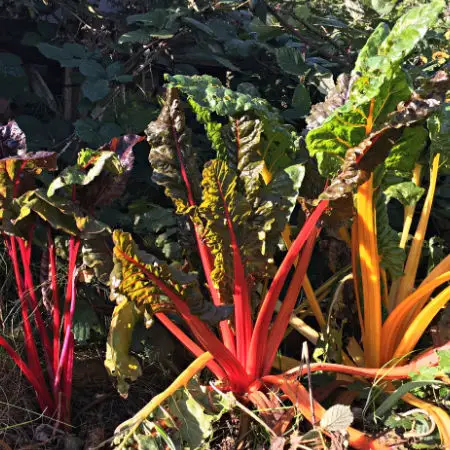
[320,404,354,432]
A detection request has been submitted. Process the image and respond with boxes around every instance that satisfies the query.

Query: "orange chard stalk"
[380,272,450,364]
[356,175,382,368]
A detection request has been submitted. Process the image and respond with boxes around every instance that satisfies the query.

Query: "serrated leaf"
[276,47,309,76]
[79,59,106,78]
[37,43,79,66]
[82,78,110,102]
[320,404,354,432]
[437,349,450,372]
[384,181,425,206]
[74,118,100,147]
[106,61,123,79]
[81,78,110,102]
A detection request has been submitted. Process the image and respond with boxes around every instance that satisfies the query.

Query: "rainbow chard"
[110,2,449,449]
[106,83,311,392]
[0,125,143,424]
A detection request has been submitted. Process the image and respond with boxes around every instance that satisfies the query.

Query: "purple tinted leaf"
[105,134,145,172]
[0,121,27,157]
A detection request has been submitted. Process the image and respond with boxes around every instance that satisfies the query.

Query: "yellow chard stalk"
[394,154,440,307]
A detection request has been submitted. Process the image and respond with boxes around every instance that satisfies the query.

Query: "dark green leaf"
[292,83,311,117]
[79,59,106,79]
[375,192,405,279]
[81,78,110,102]
[276,47,309,76]
[376,380,445,417]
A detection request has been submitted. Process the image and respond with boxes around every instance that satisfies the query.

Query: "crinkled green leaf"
[146,88,202,212]
[199,159,252,292]
[105,300,143,398]
[165,74,281,122]
[167,75,301,174]
[222,114,264,200]
[306,1,445,177]
[375,192,405,279]
[320,94,445,201]
[428,102,450,174]
[199,159,304,293]
[187,98,226,158]
[384,126,428,177]
[384,181,425,206]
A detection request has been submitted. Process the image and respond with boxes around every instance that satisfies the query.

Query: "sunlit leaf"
[105,300,143,398]
[320,404,354,432]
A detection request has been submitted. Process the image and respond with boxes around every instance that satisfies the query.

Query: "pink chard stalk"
[0,121,143,424]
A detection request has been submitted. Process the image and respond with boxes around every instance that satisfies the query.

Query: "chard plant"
[106,1,450,448]
[0,122,143,424]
